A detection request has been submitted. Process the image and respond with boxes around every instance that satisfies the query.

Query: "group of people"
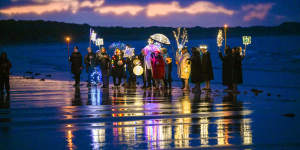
[69,41,246,92]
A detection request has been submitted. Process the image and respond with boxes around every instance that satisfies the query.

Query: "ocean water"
[1,36,300,149]
[2,36,300,89]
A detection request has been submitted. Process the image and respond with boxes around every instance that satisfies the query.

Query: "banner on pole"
[243,36,251,45]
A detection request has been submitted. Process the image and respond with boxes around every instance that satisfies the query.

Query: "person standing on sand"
[69,46,83,87]
[218,46,234,91]
[0,52,12,96]
[161,48,172,89]
[177,47,191,91]
[232,47,245,92]
[84,47,96,87]
[96,47,110,88]
[111,49,125,88]
[191,47,202,92]
[151,50,165,90]
[199,45,214,91]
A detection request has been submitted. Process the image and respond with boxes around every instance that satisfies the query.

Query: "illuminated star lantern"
[217,29,223,47]
[124,47,135,58]
[242,36,251,46]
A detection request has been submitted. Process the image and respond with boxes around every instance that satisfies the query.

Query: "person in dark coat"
[69,46,83,87]
[126,55,136,88]
[0,52,12,95]
[200,46,214,91]
[139,51,147,88]
[232,47,245,91]
[96,47,110,88]
[218,46,234,90]
[111,49,125,87]
[162,48,172,89]
[190,47,202,92]
[84,47,96,86]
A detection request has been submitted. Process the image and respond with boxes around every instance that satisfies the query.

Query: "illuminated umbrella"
[150,33,171,45]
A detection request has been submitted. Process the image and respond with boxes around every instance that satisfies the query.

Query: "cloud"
[1,0,234,18]
[0,0,104,15]
[94,5,144,16]
[146,1,234,17]
[242,3,274,21]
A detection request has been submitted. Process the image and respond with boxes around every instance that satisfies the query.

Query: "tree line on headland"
[0,19,300,44]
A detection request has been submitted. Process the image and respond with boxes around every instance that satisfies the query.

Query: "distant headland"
[0,19,300,44]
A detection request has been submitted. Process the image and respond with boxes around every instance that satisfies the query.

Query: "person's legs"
[183,79,189,90]
[113,76,117,86]
[4,76,10,94]
[205,81,211,89]
[146,69,152,88]
[181,79,185,89]
[118,77,122,86]
[74,73,80,86]
[0,77,4,95]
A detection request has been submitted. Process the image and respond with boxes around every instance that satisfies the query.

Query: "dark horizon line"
[2,19,300,29]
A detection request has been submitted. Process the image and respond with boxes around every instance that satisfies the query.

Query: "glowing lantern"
[133,66,144,76]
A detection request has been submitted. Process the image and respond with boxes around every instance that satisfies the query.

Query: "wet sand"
[0,76,300,149]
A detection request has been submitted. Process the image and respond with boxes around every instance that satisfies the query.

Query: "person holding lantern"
[161,48,172,89]
[84,47,96,87]
[191,47,202,92]
[111,48,125,88]
[232,46,245,92]
[218,46,234,91]
[177,47,191,91]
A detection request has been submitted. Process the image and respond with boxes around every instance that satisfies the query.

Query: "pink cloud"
[94,5,144,16]
[0,0,104,15]
[242,3,274,21]
[146,1,234,17]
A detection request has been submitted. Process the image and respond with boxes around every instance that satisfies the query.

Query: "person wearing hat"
[177,47,191,91]
[199,45,214,91]
[69,46,83,87]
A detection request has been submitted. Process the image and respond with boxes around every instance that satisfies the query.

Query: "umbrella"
[150,33,171,45]
[109,42,126,51]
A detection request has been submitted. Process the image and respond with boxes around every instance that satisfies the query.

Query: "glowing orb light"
[133,66,143,76]
[90,67,102,85]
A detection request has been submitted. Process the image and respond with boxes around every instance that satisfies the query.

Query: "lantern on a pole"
[224,24,228,49]
[65,36,71,58]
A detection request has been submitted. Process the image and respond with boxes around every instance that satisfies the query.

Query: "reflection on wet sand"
[62,88,253,149]
[59,87,253,149]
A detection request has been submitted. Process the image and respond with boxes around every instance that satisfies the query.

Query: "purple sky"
[0,0,299,27]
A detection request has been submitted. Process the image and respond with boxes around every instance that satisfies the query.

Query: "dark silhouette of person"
[191,47,202,92]
[96,47,110,88]
[218,46,234,91]
[199,47,214,91]
[69,46,83,87]
[111,49,125,87]
[84,47,96,87]
[232,47,245,92]
[0,52,12,95]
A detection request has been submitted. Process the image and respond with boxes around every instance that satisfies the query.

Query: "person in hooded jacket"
[84,47,96,86]
[151,50,165,90]
[190,47,202,92]
[218,46,234,91]
[69,46,83,87]
[0,52,12,95]
[96,47,110,88]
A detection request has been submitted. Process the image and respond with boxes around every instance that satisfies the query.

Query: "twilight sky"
[0,0,299,27]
